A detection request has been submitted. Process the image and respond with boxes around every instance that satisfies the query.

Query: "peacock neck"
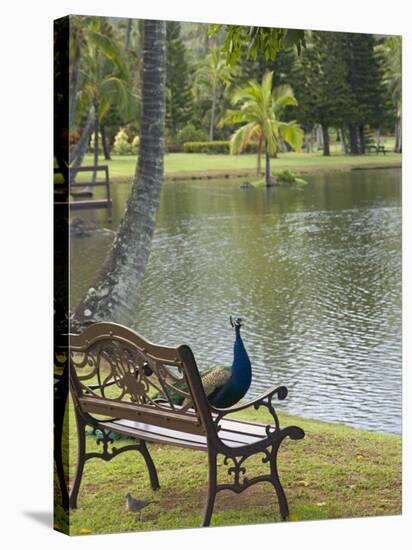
[231,326,252,388]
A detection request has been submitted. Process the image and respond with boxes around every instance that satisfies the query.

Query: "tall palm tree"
[195,47,233,140]
[222,72,303,186]
[73,19,167,328]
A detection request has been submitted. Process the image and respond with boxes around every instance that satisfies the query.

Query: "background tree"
[238,46,296,89]
[194,47,233,140]
[73,19,167,327]
[342,32,387,154]
[165,21,193,140]
[69,18,138,178]
[222,72,303,185]
[378,36,402,152]
[294,32,353,156]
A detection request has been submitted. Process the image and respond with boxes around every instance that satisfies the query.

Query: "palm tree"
[78,18,138,182]
[195,47,233,140]
[221,72,303,186]
[73,19,167,328]
[70,17,138,184]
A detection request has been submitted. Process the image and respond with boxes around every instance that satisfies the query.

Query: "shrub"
[166,143,184,153]
[113,128,133,155]
[88,132,103,153]
[183,141,230,154]
[277,169,296,185]
[182,140,260,154]
[176,124,207,145]
[131,135,140,154]
[273,169,308,187]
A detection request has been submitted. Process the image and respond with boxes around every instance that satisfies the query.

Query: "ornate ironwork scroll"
[70,338,198,416]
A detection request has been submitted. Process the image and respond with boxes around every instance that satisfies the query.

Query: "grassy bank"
[80,151,401,183]
[55,403,401,536]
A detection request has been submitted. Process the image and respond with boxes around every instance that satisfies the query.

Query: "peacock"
[167,316,252,408]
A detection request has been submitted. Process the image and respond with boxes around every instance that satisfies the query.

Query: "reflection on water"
[70,168,401,434]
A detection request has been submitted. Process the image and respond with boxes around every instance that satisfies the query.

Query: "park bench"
[366,144,389,155]
[54,165,113,222]
[68,322,305,526]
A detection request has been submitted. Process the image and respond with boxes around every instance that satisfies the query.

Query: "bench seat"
[96,416,274,451]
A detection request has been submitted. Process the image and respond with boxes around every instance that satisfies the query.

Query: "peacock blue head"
[230,316,243,331]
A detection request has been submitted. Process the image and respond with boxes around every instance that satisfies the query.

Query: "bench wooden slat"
[218,417,270,437]
[70,182,110,188]
[69,199,112,209]
[99,418,265,449]
[79,396,205,435]
[99,419,208,450]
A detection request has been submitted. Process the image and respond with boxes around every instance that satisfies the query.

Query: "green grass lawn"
[80,150,401,183]
[54,403,401,536]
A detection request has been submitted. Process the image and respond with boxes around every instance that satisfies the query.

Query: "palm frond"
[230,123,256,154]
[278,121,304,151]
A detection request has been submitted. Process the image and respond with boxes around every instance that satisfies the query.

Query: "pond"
[70,168,402,434]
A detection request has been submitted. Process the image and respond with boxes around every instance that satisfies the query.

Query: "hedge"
[182,141,260,154]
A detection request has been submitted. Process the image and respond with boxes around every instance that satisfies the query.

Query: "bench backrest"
[69,322,215,436]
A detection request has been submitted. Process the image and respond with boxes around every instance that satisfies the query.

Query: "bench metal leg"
[70,415,86,509]
[54,399,69,510]
[138,440,160,490]
[202,451,217,527]
[270,443,289,520]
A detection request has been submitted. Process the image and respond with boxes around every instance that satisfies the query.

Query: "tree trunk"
[69,32,81,130]
[395,117,402,153]
[92,100,99,184]
[340,127,348,154]
[101,124,111,160]
[73,20,167,329]
[256,135,263,175]
[321,124,330,156]
[209,82,217,141]
[314,124,323,150]
[125,19,132,51]
[265,150,271,186]
[358,125,366,154]
[348,124,359,155]
[376,128,381,148]
[69,107,94,182]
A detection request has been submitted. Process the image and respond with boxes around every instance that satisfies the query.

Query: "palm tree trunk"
[209,82,217,141]
[73,19,167,329]
[69,107,94,183]
[125,19,132,51]
[265,150,271,187]
[101,124,111,160]
[69,32,81,130]
[256,135,263,175]
[92,100,99,184]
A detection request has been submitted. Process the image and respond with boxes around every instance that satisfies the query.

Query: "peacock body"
[168,317,252,408]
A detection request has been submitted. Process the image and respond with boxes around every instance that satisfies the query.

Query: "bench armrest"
[209,385,288,430]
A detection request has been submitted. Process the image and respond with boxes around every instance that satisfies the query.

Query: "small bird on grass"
[125,493,158,515]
